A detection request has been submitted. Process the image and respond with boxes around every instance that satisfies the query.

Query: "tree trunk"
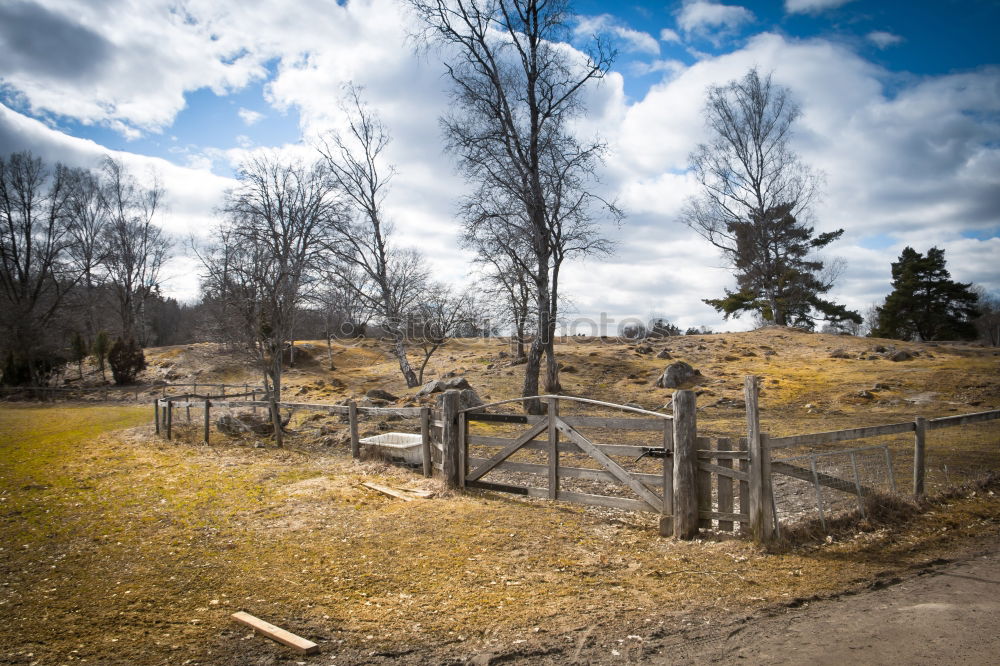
[543,264,561,393]
[393,335,419,388]
[269,349,283,447]
[522,337,543,414]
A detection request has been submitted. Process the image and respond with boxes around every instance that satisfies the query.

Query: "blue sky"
[1,0,997,330]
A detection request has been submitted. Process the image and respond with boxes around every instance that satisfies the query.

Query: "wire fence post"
[913,416,927,497]
[204,399,211,444]
[154,398,160,435]
[420,406,432,478]
[349,401,360,459]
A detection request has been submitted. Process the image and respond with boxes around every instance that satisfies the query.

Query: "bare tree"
[410,0,617,412]
[0,152,77,383]
[407,284,474,384]
[318,85,428,387]
[202,153,342,445]
[64,167,109,343]
[683,68,857,328]
[100,157,171,344]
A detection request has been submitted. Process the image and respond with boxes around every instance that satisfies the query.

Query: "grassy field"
[2,400,1000,664]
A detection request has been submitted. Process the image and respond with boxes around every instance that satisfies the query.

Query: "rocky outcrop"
[654,361,701,389]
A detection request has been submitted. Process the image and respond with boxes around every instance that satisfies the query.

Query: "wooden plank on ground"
[769,421,915,448]
[360,482,415,501]
[231,612,319,655]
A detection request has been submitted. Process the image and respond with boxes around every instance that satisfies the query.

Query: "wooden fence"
[1,382,263,402]
[150,376,999,544]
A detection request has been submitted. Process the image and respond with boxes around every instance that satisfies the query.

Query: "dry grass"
[2,402,1000,664]
[3,329,999,662]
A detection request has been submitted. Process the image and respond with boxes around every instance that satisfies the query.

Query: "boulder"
[655,349,673,360]
[829,348,851,359]
[216,412,285,436]
[437,388,484,411]
[366,388,398,402]
[654,361,701,389]
[443,376,472,390]
[635,345,654,354]
[890,350,914,362]
[416,379,447,396]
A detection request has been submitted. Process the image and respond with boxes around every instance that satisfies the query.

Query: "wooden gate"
[454,395,675,535]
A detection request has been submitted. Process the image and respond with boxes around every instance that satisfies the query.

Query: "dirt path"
[648,537,1000,665]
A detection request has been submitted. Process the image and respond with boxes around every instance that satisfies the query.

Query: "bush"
[108,337,146,385]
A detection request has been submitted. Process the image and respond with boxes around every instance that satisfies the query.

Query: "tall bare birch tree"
[409,0,616,412]
[318,85,428,387]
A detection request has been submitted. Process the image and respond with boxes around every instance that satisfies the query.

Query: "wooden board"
[555,418,663,512]
[716,438,734,532]
[769,421,915,448]
[928,409,1000,430]
[771,460,877,495]
[231,611,319,655]
[466,456,664,487]
[360,482,415,501]
[467,435,647,457]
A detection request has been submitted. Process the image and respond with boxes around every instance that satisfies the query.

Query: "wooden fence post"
[441,390,462,489]
[154,398,160,435]
[745,376,775,543]
[349,401,360,459]
[204,400,211,444]
[547,397,559,499]
[659,419,674,537]
[166,399,173,441]
[420,406,432,478]
[672,389,698,539]
[913,416,927,497]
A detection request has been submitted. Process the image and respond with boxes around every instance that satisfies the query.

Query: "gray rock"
[654,361,701,388]
[416,379,447,396]
[366,388,398,402]
[437,388,484,411]
[443,376,471,390]
[890,350,914,362]
[655,349,673,359]
[829,348,851,359]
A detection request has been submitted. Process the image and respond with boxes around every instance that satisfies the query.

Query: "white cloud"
[677,1,754,39]
[1,2,997,332]
[660,28,682,43]
[574,14,660,55]
[784,0,855,15]
[237,108,264,125]
[867,30,904,49]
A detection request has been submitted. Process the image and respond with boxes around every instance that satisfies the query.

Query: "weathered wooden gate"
[449,395,675,536]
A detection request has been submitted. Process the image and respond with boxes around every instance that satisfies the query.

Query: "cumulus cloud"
[867,30,904,49]
[237,108,264,126]
[676,1,755,41]
[784,0,855,15]
[574,14,660,55]
[1,1,997,328]
[660,28,682,43]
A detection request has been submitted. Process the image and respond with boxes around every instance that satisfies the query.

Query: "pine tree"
[92,331,110,382]
[69,332,88,380]
[702,204,861,328]
[872,247,980,341]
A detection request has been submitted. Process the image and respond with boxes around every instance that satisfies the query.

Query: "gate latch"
[634,447,670,462]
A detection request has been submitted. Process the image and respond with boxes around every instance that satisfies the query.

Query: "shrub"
[108,337,146,385]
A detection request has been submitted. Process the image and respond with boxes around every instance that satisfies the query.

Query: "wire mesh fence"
[770,418,1000,533]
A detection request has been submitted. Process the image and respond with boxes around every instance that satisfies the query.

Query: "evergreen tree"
[69,332,88,380]
[92,331,110,382]
[107,337,146,385]
[872,247,980,341]
[702,203,861,328]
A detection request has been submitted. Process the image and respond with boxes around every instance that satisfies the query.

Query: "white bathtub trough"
[359,432,424,465]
